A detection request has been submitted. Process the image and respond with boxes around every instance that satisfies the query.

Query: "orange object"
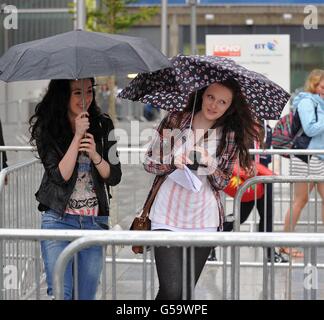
[223,163,275,202]
[255,163,274,176]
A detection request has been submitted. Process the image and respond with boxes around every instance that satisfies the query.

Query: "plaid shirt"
[143,111,238,229]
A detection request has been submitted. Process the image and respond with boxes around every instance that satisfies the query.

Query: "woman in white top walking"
[143,79,262,300]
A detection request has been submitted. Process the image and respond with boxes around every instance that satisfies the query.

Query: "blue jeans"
[41,209,109,300]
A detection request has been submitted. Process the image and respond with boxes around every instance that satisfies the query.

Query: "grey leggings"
[154,242,212,300]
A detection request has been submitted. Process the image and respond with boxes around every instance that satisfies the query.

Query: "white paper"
[169,165,202,193]
[184,166,203,192]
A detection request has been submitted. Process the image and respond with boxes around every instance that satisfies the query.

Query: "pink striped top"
[149,129,220,231]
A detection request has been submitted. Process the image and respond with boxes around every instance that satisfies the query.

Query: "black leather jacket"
[35,113,122,216]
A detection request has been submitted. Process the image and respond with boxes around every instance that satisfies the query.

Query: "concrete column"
[169,14,179,57]
[189,0,197,54]
[161,0,168,55]
[76,0,86,30]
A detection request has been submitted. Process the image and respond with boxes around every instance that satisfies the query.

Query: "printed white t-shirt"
[65,153,99,216]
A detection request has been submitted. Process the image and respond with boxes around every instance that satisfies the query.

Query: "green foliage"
[183,43,206,55]
[67,1,76,20]
[86,0,158,33]
[67,0,158,119]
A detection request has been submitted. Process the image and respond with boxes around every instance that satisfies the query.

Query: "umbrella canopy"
[0,30,171,82]
[118,54,290,120]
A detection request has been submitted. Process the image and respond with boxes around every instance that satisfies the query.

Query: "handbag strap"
[139,113,188,219]
[140,175,167,219]
[293,103,318,142]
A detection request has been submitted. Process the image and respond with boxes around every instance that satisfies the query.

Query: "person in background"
[97,84,109,114]
[29,78,122,299]
[144,103,160,122]
[280,69,324,258]
[221,123,288,263]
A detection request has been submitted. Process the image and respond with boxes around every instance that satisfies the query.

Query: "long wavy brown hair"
[179,79,263,170]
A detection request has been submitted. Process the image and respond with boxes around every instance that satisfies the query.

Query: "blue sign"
[134,0,324,4]
[201,0,324,3]
[132,0,186,4]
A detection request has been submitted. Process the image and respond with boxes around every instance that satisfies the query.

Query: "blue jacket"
[293,92,324,159]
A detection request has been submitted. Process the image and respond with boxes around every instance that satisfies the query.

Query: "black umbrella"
[118,54,290,120]
[0,29,170,81]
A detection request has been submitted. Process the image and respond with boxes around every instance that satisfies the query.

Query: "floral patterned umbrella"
[118,54,290,120]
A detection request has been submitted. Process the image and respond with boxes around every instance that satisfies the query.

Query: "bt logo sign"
[254,40,278,51]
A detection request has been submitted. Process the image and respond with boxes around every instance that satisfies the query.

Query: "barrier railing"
[1,146,324,229]
[232,175,324,300]
[1,229,323,300]
[0,158,43,229]
[0,229,113,300]
[233,176,324,230]
[50,231,324,300]
[1,148,324,300]
[0,159,43,300]
[1,145,324,157]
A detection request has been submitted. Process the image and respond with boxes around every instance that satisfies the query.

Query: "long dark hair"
[185,79,262,170]
[29,78,102,154]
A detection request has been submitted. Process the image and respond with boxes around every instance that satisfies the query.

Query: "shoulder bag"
[130,175,167,254]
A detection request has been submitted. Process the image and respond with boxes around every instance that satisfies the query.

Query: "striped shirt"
[150,128,220,230]
[143,111,238,230]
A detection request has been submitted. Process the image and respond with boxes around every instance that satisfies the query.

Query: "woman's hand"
[193,146,213,167]
[245,165,257,178]
[174,153,193,170]
[79,133,100,162]
[75,112,90,139]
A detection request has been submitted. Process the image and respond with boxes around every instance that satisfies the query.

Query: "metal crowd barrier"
[0,229,111,300]
[227,149,324,232]
[1,148,324,300]
[233,175,324,232]
[50,231,324,300]
[0,158,43,300]
[0,158,43,229]
[232,175,324,300]
[1,146,324,229]
[1,229,324,300]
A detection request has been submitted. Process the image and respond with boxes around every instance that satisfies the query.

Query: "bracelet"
[93,156,102,166]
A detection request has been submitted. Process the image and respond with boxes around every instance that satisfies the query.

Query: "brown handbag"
[130,176,166,254]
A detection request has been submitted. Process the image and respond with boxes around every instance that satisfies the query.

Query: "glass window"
[291,43,324,93]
